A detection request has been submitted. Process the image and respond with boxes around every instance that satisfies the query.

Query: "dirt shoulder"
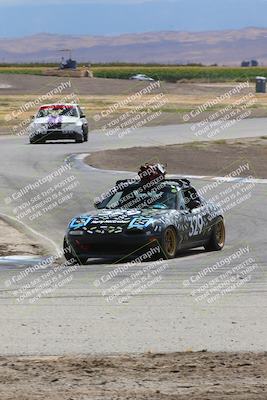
[1,77,267,134]
[0,352,266,400]
[0,218,44,257]
[86,137,267,179]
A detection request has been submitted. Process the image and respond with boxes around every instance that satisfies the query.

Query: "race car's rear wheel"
[204,218,225,251]
[63,237,87,265]
[161,227,177,259]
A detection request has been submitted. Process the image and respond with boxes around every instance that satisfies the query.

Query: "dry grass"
[1,82,267,134]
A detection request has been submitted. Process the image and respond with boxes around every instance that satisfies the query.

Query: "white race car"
[129,74,155,82]
[29,104,88,144]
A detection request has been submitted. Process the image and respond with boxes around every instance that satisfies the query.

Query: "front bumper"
[66,232,162,260]
[30,130,83,141]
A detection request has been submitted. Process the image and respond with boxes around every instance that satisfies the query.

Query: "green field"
[92,66,267,82]
[0,65,267,82]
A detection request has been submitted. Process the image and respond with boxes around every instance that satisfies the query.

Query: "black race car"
[64,164,225,264]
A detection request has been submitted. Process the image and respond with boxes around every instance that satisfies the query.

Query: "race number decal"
[189,214,204,237]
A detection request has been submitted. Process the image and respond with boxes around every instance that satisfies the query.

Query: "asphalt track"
[0,119,266,355]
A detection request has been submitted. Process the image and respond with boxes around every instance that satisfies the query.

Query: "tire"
[82,126,88,142]
[63,237,87,265]
[161,226,177,259]
[204,218,225,251]
[75,138,84,143]
[30,138,45,144]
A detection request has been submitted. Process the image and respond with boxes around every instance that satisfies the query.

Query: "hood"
[69,208,174,233]
[33,116,80,124]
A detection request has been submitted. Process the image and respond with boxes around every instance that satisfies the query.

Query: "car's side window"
[77,106,82,117]
[177,190,187,210]
[78,106,85,118]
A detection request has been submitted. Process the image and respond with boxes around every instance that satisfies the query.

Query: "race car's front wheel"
[82,126,88,142]
[204,218,225,251]
[161,227,177,259]
[75,133,84,143]
[63,237,87,265]
[30,138,46,144]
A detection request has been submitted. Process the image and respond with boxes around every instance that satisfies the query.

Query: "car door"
[78,106,88,133]
[182,187,209,244]
[174,189,194,249]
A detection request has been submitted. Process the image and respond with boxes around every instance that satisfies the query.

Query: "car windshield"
[100,186,178,210]
[37,106,78,118]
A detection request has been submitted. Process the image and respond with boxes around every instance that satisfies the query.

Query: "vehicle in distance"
[29,104,88,144]
[64,164,225,264]
[129,74,155,81]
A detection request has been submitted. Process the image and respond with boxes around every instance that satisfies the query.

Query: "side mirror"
[188,199,201,211]
[94,200,101,209]
[80,114,85,118]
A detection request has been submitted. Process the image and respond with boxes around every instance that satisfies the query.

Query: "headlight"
[34,123,46,127]
[34,123,46,131]
[69,230,84,236]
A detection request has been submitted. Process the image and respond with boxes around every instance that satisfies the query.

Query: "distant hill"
[0,28,267,65]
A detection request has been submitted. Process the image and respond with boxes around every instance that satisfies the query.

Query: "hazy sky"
[0,0,266,37]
